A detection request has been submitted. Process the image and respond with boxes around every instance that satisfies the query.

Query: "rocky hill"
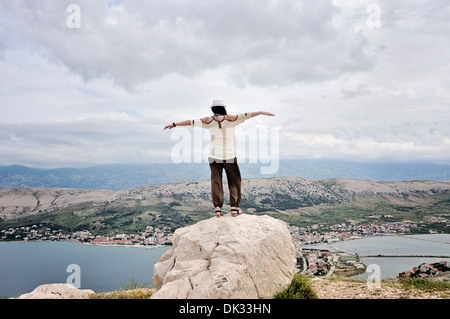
[1,177,449,233]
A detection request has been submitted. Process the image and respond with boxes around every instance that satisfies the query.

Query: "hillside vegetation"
[1,177,449,235]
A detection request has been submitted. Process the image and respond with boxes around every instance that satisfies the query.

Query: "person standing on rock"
[164,100,274,217]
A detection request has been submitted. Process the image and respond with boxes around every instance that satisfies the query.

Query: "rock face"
[151,214,296,299]
[16,283,94,299]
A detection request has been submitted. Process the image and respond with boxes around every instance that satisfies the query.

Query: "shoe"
[215,209,223,217]
[230,208,243,217]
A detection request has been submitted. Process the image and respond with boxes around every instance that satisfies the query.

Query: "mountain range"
[1,176,449,235]
[1,160,450,190]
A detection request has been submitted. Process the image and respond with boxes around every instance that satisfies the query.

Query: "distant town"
[2,218,416,244]
[385,261,450,282]
[0,218,441,251]
[0,224,174,247]
[287,219,419,248]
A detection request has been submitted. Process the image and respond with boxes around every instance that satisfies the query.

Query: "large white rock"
[151,214,296,299]
[16,283,94,299]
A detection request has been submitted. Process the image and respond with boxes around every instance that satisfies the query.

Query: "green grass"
[118,279,151,290]
[90,279,154,299]
[89,288,154,299]
[273,274,318,299]
[400,277,450,293]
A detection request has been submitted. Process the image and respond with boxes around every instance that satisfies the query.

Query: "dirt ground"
[310,277,449,299]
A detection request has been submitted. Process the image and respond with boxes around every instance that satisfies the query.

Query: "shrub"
[273,274,318,299]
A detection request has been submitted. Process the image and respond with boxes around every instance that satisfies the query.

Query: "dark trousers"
[209,157,242,208]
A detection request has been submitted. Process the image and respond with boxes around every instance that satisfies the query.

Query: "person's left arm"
[249,111,275,118]
[226,111,275,123]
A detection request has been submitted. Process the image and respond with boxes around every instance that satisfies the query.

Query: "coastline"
[0,238,171,250]
[85,242,170,249]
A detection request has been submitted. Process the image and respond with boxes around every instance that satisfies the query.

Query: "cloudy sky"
[1,0,449,168]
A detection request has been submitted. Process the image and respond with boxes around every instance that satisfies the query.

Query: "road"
[325,255,336,278]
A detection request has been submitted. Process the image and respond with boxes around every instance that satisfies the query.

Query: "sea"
[302,234,450,281]
[1,234,449,298]
[0,241,169,298]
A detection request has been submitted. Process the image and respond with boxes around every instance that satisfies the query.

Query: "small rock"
[16,283,94,299]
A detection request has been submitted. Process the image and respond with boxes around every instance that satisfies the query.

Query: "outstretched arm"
[163,119,191,130]
[225,111,275,121]
[250,111,275,118]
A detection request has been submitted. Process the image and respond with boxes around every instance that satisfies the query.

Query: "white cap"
[210,100,226,108]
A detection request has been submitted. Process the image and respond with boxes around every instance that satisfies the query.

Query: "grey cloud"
[0,119,172,167]
[0,0,374,90]
[1,0,450,167]
[340,85,371,99]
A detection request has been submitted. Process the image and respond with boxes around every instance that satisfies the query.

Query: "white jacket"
[190,113,252,161]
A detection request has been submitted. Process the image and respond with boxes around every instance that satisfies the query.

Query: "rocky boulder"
[151,214,296,299]
[16,283,94,299]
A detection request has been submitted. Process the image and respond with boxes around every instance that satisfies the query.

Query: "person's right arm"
[163,120,191,130]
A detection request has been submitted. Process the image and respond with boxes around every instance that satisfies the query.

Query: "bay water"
[302,234,450,280]
[0,241,168,298]
[1,234,449,298]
